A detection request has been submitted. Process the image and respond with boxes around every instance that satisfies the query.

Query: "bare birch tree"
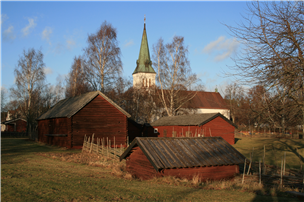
[152,36,199,116]
[65,56,91,98]
[83,21,122,92]
[10,48,45,135]
[226,1,304,132]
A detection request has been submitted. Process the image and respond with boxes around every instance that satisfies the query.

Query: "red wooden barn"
[37,91,141,149]
[1,118,27,132]
[120,137,245,181]
[149,113,237,145]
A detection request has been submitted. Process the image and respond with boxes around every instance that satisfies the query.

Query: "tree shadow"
[277,139,304,163]
[235,138,241,144]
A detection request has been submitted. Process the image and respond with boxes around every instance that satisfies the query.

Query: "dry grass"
[2,138,300,202]
[191,174,201,185]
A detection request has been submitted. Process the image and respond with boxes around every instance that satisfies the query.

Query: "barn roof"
[120,137,245,171]
[2,118,27,124]
[150,113,237,128]
[37,91,131,120]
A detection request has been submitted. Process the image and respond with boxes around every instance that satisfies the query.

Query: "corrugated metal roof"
[150,113,237,128]
[37,91,131,120]
[120,137,245,171]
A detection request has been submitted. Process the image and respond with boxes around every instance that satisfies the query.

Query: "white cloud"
[44,67,53,75]
[42,27,53,45]
[3,26,16,41]
[203,36,239,62]
[203,36,225,53]
[66,39,76,50]
[22,18,36,37]
[124,40,134,48]
[1,14,8,25]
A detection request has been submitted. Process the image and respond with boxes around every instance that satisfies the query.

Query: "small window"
[154,128,158,133]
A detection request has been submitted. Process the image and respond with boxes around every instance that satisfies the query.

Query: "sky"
[1,1,248,97]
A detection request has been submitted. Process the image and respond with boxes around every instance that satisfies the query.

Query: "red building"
[1,118,27,132]
[120,137,245,181]
[149,113,236,145]
[37,91,141,149]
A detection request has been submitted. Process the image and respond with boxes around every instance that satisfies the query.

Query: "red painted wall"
[128,120,142,143]
[126,146,239,180]
[71,95,128,148]
[150,117,235,145]
[5,119,27,132]
[38,117,70,148]
[126,147,162,180]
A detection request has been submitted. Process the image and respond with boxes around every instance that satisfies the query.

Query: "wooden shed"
[120,137,245,181]
[37,91,141,149]
[149,113,237,145]
[1,118,27,132]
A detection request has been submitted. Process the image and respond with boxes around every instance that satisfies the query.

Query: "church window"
[142,78,145,87]
[149,79,151,87]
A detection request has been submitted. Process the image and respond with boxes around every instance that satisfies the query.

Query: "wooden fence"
[241,156,304,189]
[82,134,128,159]
[235,131,302,139]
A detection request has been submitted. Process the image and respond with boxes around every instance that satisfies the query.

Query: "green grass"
[234,137,304,170]
[1,138,300,201]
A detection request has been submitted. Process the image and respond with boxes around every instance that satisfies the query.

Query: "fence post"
[90,134,94,153]
[259,159,261,184]
[280,157,283,187]
[242,159,246,184]
[263,145,266,174]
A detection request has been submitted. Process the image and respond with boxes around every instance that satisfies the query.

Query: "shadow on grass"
[277,139,304,163]
[251,189,300,202]
[235,138,241,144]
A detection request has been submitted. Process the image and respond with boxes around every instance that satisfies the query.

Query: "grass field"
[233,137,304,170]
[1,138,301,202]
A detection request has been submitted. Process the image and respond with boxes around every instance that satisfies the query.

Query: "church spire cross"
[144,15,146,29]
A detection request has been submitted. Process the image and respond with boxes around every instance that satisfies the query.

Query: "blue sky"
[1,1,248,96]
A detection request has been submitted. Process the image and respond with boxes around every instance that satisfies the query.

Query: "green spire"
[132,20,156,74]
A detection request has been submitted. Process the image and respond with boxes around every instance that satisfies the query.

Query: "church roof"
[133,22,156,75]
[186,91,228,109]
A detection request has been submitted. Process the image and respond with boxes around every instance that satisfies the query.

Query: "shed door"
[163,129,167,137]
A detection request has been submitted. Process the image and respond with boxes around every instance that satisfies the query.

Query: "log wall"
[152,117,235,145]
[4,119,27,132]
[126,146,239,181]
[126,147,162,180]
[71,95,128,147]
[127,119,142,143]
[38,117,70,148]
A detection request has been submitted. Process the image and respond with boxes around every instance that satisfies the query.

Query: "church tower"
[133,17,156,88]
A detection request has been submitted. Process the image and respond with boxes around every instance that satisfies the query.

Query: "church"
[131,19,230,120]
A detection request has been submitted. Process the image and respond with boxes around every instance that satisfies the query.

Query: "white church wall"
[133,72,156,88]
[196,108,230,119]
